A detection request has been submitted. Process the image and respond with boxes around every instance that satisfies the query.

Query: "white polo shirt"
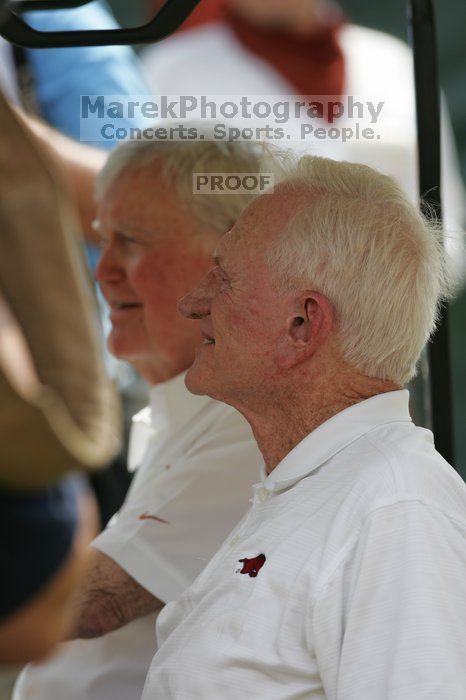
[14,373,262,700]
[142,390,466,700]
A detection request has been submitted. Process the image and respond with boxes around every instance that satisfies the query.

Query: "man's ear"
[274,291,334,370]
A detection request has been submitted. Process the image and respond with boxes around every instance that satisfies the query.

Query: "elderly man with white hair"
[13,139,272,700]
[141,155,466,699]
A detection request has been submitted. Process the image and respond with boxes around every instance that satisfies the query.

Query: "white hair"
[266,155,458,385]
[96,134,287,236]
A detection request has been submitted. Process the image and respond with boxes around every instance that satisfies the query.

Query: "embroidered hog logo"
[237,553,266,578]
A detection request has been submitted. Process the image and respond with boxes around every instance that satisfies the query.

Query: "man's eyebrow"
[94,220,157,238]
[119,222,156,236]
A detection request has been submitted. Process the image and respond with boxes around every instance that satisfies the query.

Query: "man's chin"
[184,365,209,396]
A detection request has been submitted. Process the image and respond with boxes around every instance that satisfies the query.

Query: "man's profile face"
[95,164,214,384]
[179,191,293,409]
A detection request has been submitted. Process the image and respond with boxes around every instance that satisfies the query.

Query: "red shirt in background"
[150,0,345,105]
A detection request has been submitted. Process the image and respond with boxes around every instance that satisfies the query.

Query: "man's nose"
[178,275,213,320]
[95,244,125,285]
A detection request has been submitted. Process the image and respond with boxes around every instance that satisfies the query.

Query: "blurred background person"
[0,1,149,239]
[1,1,154,528]
[0,92,118,668]
[142,0,465,269]
[0,2,146,140]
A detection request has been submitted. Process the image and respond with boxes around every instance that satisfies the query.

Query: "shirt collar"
[148,371,212,435]
[261,389,412,493]
[128,373,211,472]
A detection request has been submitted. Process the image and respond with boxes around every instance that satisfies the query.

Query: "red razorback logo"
[237,553,266,578]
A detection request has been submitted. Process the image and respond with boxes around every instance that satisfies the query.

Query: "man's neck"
[241,370,401,475]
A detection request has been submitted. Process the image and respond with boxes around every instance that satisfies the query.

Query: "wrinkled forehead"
[213,198,261,261]
[218,184,307,256]
[98,165,153,216]
[97,163,198,237]
[101,163,165,204]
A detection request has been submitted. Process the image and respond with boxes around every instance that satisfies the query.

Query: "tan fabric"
[0,92,120,491]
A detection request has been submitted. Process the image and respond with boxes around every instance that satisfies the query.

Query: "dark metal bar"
[0,0,202,47]
[11,1,92,10]
[408,0,456,466]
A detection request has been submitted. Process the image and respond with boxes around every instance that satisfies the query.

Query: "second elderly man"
[13,139,276,700]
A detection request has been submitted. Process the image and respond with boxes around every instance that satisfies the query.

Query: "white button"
[257,487,269,503]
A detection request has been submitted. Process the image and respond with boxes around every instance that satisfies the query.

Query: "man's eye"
[117,233,141,246]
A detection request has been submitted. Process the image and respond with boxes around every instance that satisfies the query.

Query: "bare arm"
[69,549,164,640]
[14,108,106,245]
